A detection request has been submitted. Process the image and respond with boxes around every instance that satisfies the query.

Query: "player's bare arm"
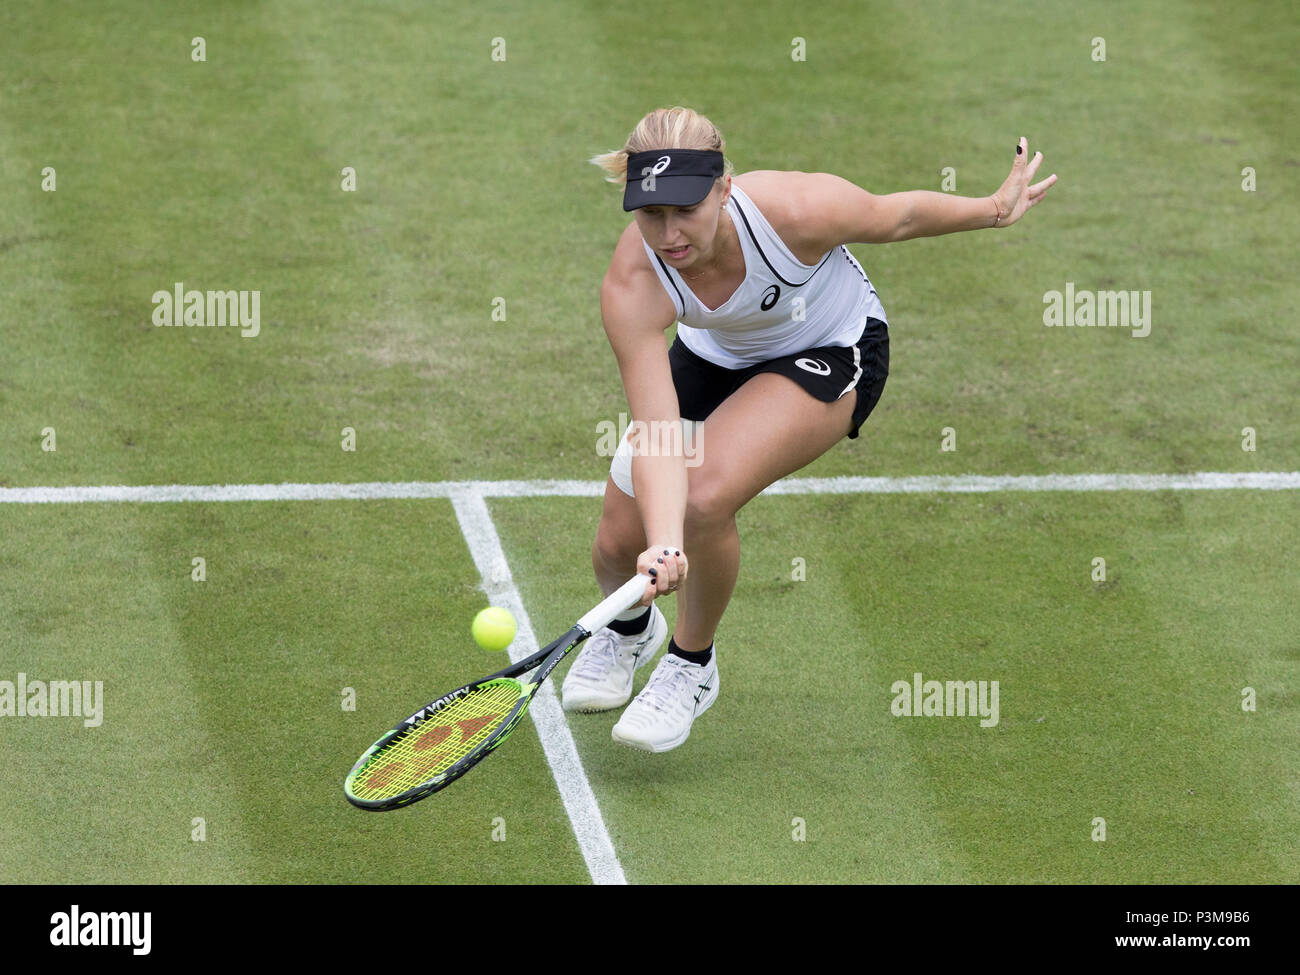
[601,224,690,604]
[789,136,1059,248]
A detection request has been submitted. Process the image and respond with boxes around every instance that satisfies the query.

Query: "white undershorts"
[609,418,703,498]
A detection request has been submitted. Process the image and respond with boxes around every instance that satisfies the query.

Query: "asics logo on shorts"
[795,358,832,376]
[651,155,672,175]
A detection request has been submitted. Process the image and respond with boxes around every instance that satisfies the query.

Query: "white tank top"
[639,182,888,368]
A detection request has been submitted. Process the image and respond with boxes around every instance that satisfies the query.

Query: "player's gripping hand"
[636,545,687,606]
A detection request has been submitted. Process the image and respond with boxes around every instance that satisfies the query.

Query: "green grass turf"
[1,0,1296,486]
[0,500,589,883]
[494,492,1299,884]
[0,0,1297,883]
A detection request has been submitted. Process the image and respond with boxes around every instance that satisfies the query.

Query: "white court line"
[449,486,627,887]
[2,471,1297,504]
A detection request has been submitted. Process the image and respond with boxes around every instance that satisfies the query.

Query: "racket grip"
[576,574,655,635]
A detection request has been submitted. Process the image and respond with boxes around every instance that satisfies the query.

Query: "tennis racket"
[344,573,652,810]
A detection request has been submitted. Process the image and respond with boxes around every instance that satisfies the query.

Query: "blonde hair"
[590,106,734,187]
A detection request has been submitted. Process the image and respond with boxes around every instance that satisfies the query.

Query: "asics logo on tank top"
[795,358,832,376]
[652,155,672,175]
[638,184,889,370]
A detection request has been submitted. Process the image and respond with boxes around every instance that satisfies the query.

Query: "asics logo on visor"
[795,358,832,376]
[651,155,672,175]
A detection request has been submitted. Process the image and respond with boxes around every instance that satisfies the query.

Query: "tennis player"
[562,106,1056,751]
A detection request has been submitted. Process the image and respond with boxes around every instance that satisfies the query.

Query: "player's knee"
[684,478,736,534]
[594,509,642,567]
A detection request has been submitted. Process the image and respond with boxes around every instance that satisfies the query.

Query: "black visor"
[623,149,724,211]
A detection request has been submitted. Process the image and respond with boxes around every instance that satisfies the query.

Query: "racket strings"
[350,680,526,800]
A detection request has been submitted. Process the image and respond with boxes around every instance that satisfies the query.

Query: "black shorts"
[668,317,889,439]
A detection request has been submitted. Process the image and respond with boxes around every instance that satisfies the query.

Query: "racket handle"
[577,574,655,635]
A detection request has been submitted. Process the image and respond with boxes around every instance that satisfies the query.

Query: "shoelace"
[569,629,623,682]
[638,657,697,714]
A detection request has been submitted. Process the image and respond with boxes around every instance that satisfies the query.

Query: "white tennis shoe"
[611,649,718,752]
[561,605,667,712]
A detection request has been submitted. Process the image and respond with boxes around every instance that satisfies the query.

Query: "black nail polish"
[1016,145,1023,155]
[657,558,664,564]
[675,550,681,556]
[648,567,658,576]
[663,550,670,555]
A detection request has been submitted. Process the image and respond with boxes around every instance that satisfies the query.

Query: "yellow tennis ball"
[472,606,516,651]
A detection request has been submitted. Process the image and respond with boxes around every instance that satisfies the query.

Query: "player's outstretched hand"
[991,137,1058,228]
[636,545,687,605]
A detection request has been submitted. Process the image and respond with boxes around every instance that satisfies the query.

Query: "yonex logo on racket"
[406,688,467,725]
[362,712,504,793]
